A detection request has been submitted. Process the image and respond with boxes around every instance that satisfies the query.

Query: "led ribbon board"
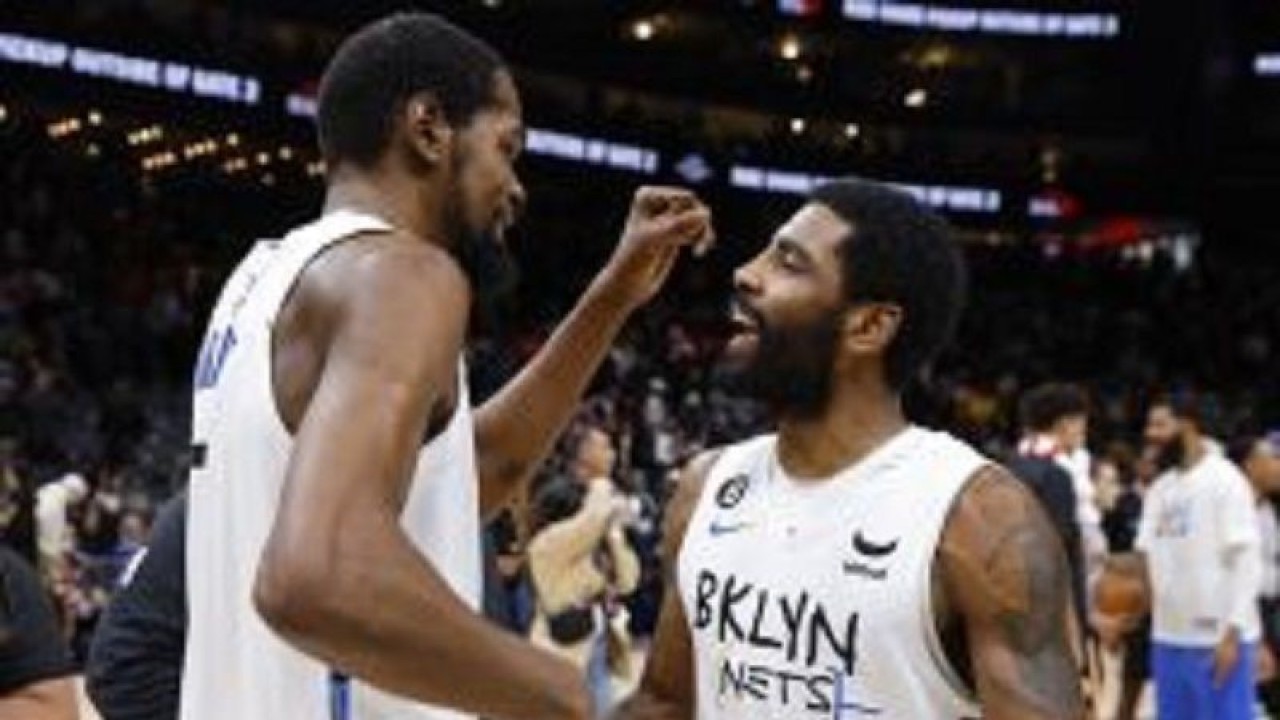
[730,165,1002,213]
[842,1,1120,38]
[0,31,262,104]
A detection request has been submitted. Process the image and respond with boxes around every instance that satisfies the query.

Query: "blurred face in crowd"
[572,426,617,481]
[119,513,148,546]
[1056,413,1088,454]
[1144,404,1187,471]
[725,203,852,418]
[1243,440,1280,494]
[437,71,526,302]
[1093,459,1121,511]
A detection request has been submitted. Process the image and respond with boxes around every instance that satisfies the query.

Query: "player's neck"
[775,383,906,481]
[322,169,448,249]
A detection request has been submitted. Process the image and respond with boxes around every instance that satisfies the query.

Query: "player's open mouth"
[728,303,761,339]
[493,217,513,245]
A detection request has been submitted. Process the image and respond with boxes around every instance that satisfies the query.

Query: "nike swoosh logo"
[852,531,899,557]
[709,521,752,537]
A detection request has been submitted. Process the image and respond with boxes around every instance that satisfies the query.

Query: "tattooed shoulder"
[936,465,1084,719]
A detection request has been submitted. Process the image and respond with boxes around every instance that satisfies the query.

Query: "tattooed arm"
[937,465,1086,719]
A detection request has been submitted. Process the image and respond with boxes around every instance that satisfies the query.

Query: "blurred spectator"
[0,438,37,563]
[34,473,88,581]
[1097,443,1153,720]
[1015,383,1108,592]
[1227,434,1280,713]
[88,492,187,720]
[0,545,78,719]
[483,511,532,634]
[1008,383,1086,629]
[527,423,641,717]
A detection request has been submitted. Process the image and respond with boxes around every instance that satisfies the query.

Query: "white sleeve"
[1217,464,1262,633]
[1221,542,1261,634]
[1219,466,1261,553]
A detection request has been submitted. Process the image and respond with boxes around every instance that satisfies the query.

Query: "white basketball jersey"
[678,427,988,719]
[180,210,482,720]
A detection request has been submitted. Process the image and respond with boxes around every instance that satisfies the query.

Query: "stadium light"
[789,117,807,134]
[904,88,928,108]
[779,34,802,61]
[631,19,656,41]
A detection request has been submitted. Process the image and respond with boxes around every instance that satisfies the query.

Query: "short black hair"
[317,12,505,168]
[1152,390,1211,431]
[809,178,967,390]
[1019,383,1089,432]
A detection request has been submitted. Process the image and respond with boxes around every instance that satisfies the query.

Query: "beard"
[454,222,517,308]
[718,301,841,420]
[442,157,518,322]
[1152,437,1186,472]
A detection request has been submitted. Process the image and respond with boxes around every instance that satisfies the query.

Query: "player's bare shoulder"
[937,464,1084,718]
[315,230,471,310]
[938,464,1069,631]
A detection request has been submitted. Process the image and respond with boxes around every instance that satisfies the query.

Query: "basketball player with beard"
[179,13,712,720]
[614,178,1083,719]
[1126,396,1260,720]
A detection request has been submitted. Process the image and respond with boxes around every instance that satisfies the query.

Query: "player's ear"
[842,302,903,357]
[402,91,453,168]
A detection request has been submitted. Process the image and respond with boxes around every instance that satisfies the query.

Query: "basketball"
[1093,567,1149,618]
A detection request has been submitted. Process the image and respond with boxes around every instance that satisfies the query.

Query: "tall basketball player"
[180,13,711,720]
[614,178,1083,719]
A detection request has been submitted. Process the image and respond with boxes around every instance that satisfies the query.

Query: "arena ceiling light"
[631,19,656,42]
[778,33,803,61]
[904,87,928,108]
[1255,54,1280,77]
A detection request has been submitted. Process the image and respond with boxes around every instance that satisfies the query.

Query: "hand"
[592,187,714,311]
[1092,613,1127,652]
[586,477,615,503]
[1213,629,1241,688]
[1259,643,1277,683]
